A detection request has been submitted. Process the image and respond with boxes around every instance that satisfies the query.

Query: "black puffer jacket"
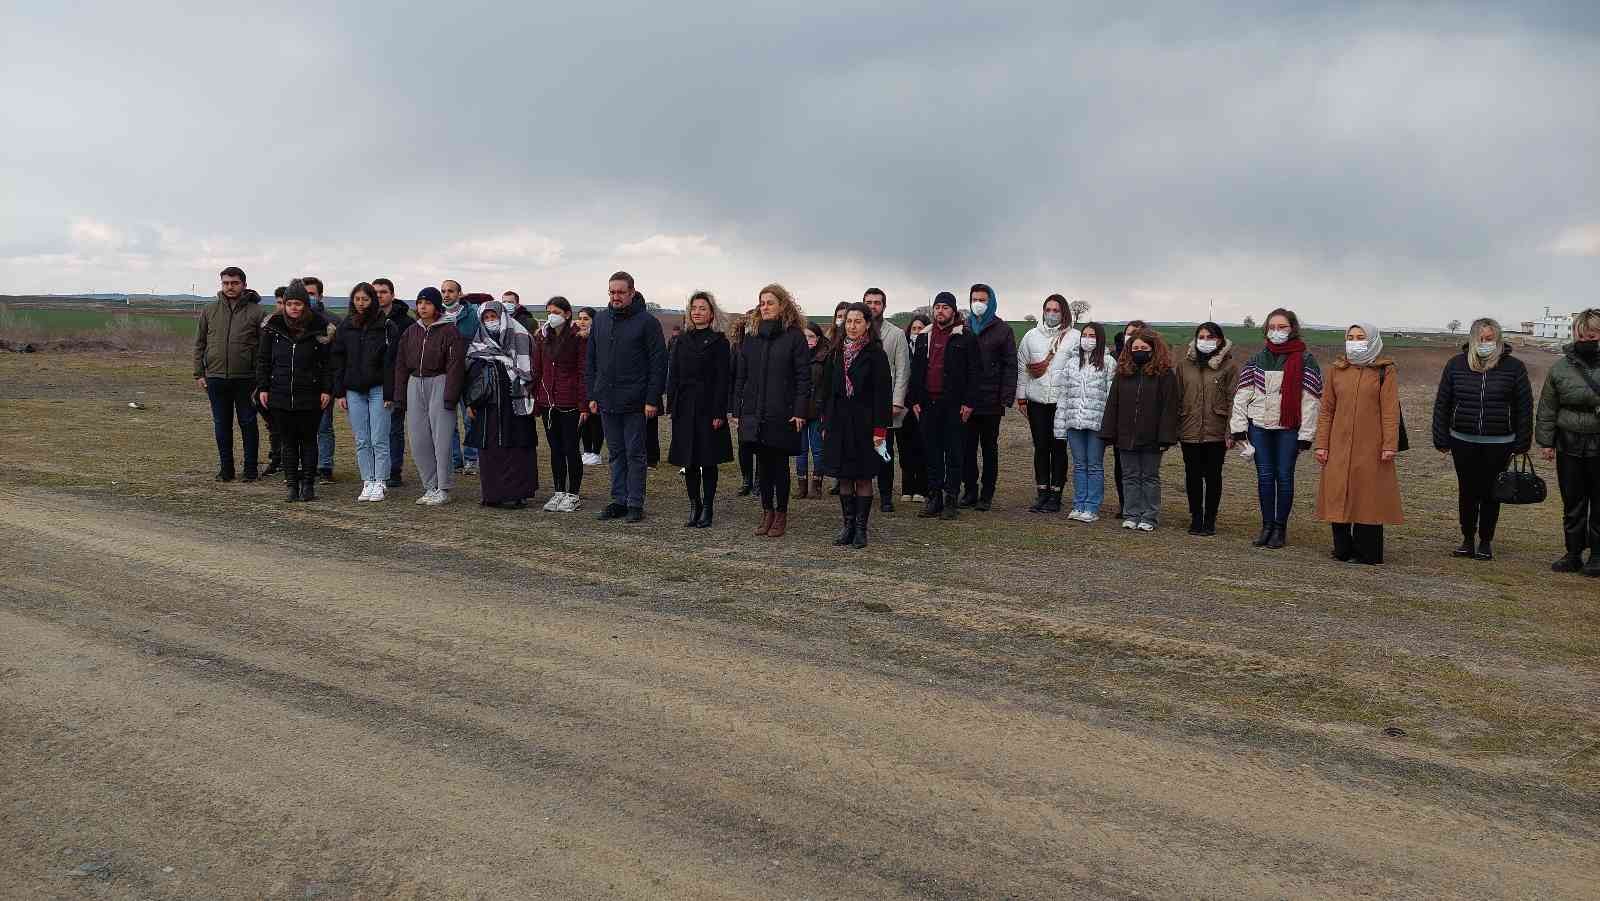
[330,315,399,400]
[733,320,812,453]
[1430,345,1534,452]
[969,317,1019,415]
[255,312,335,412]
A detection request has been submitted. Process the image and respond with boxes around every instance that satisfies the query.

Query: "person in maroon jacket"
[535,296,589,512]
[394,287,467,505]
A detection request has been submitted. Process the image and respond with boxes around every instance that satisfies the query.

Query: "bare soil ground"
[1,347,1596,899]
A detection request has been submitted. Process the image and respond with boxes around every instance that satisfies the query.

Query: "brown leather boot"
[768,511,788,538]
[796,477,810,500]
[754,509,774,536]
[810,476,823,498]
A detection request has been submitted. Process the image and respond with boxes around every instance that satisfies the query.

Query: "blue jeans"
[794,420,826,477]
[317,406,335,472]
[388,405,406,480]
[1249,425,1302,526]
[450,402,481,468]
[204,377,259,473]
[1064,428,1105,513]
[602,411,648,509]
[346,386,391,483]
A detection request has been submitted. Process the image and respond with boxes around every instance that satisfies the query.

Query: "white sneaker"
[371,482,386,502]
[426,489,450,506]
[1138,521,1156,531]
[1067,510,1084,522]
[462,461,478,475]
[1081,512,1099,523]
[1122,519,1137,529]
[543,492,565,512]
[558,492,582,512]
[415,489,433,505]
[582,452,601,466]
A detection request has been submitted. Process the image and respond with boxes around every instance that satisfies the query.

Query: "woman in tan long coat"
[1315,322,1403,564]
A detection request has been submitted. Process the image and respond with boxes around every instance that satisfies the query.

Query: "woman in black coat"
[255,279,334,502]
[820,302,893,548]
[331,282,400,502]
[733,284,812,539]
[668,291,734,528]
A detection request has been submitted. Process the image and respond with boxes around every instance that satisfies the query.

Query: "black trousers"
[1025,402,1067,488]
[646,416,661,466]
[544,409,583,494]
[1114,449,1126,514]
[1332,523,1385,563]
[756,445,791,512]
[1181,441,1227,525]
[388,405,406,480]
[1449,439,1515,542]
[877,428,897,498]
[1557,452,1600,556]
[685,465,720,501]
[276,408,321,483]
[961,412,1003,499]
[580,413,603,454]
[739,437,757,486]
[898,410,928,496]
[920,399,965,496]
[258,402,281,464]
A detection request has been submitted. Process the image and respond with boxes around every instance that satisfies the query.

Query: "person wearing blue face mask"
[958,283,1017,511]
[1431,317,1533,561]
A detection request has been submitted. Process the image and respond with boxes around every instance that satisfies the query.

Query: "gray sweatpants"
[1121,448,1164,526]
[406,375,456,492]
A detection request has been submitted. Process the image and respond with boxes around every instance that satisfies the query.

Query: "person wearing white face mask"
[1430,317,1533,561]
[959,282,1017,511]
[1314,323,1404,564]
[465,300,539,509]
[535,296,589,512]
[1016,294,1077,512]
[1177,321,1239,535]
[1230,308,1322,549]
[1051,322,1115,520]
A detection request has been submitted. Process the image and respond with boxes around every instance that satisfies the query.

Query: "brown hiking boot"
[768,511,788,538]
[796,477,810,499]
[754,509,774,536]
[810,476,823,498]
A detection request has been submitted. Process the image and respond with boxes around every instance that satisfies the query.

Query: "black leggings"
[1332,523,1385,564]
[1181,441,1226,524]
[1449,439,1514,542]
[544,409,583,494]
[898,410,927,496]
[739,437,757,486]
[579,413,603,454]
[1025,402,1068,488]
[962,413,1003,498]
[756,445,791,512]
[685,465,720,500]
[276,408,321,483]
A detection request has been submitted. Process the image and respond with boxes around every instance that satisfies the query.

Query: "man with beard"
[374,278,413,487]
[585,271,668,522]
[908,292,980,520]
[193,265,267,482]
[864,288,910,512]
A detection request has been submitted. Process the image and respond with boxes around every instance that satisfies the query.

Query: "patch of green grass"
[0,304,196,337]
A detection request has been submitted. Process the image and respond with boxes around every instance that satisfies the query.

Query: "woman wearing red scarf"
[819,302,893,548]
[1229,308,1323,549]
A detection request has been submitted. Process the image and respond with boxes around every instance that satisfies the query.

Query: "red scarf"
[843,337,866,397]
[1269,338,1307,429]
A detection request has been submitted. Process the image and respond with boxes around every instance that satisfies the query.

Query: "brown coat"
[1314,358,1403,525]
[1176,340,1239,443]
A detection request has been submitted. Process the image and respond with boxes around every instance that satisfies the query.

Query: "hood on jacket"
[1186,338,1234,369]
[217,288,262,305]
[385,298,412,318]
[968,283,999,334]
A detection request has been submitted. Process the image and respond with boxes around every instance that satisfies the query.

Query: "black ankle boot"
[1474,539,1494,561]
[853,496,871,549]
[1028,488,1048,513]
[918,493,943,518]
[1043,489,1062,513]
[286,479,301,502]
[941,493,960,520]
[1252,525,1272,547]
[695,492,715,528]
[834,495,857,546]
[300,478,317,501]
[684,494,702,528]
[1266,524,1285,549]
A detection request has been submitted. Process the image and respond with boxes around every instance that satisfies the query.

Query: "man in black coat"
[909,292,981,520]
[375,278,414,486]
[584,271,668,522]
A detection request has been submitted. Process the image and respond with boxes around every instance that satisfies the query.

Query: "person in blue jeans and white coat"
[1230,308,1322,550]
[331,282,400,502]
[1052,322,1115,521]
[585,271,668,523]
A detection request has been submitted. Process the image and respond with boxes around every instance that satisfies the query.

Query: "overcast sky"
[2,2,1596,326]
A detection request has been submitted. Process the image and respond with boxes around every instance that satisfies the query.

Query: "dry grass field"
[1,346,1595,899]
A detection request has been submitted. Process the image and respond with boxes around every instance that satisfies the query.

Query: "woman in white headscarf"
[466,300,540,509]
[1313,322,1404,563]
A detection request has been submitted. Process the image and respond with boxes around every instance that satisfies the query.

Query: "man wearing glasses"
[585,271,668,522]
[193,266,267,482]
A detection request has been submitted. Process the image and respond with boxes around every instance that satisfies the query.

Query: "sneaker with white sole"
[1122,519,1137,529]
[415,489,435,505]
[558,492,582,512]
[1081,512,1100,523]
[1067,510,1084,522]
[370,482,386,502]
[1137,521,1156,531]
[543,492,565,512]
[425,489,450,505]
[461,461,478,475]
[581,452,601,466]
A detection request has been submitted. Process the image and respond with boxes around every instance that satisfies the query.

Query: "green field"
[0,305,197,337]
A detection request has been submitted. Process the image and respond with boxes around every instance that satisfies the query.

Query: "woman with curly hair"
[1098,327,1180,531]
[733,284,813,538]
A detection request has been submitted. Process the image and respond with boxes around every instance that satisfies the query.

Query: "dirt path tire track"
[1,487,1597,899]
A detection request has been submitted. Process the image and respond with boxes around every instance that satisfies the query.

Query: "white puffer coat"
[1016,325,1078,404]
[1050,345,1115,436]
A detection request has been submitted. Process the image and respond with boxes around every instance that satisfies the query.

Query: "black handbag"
[1378,366,1410,453]
[1493,454,1547,505]
[463,360,496,408]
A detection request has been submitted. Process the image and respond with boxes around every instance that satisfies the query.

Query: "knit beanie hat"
[284,279,310,302]
[932,292,958,310]
[417,287,442,307]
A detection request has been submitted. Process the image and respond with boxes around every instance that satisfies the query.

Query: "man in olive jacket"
[193,266,267,481]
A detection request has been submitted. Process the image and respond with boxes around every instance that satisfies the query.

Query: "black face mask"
[1577,340,1599,360]
[1131,350,1153,367]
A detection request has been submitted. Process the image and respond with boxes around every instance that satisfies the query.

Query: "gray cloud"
[2,1,1596,325]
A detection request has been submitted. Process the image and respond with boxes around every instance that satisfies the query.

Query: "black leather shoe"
[940,493,960,520]
[693,499,715,528]
[1252,526,1272,547]
[684,501,702,528]
[957,488,978,508]
[385,476,403,488]
[975,496,992,512]
[597,503,627,521]
[625,507,644,523]
[1043,490,1062,514]
[1028,489,1048,513]
[834,495,857,546]
[300,479,317,501]
[241,467,258,483]
[880,496,894,514]
[917,494,943,518]
[852,496,871,549]
[286,481,301,502]
[1552,553,1584,573]
[1473,540,1494,561]
[214,471,235,482]
[1266,525,1285,549]
[1451,539,1475,558]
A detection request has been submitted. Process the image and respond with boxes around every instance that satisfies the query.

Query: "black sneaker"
[1451,540,1475,558]
[974,496,992,512]
[1552,553,1584,573]
[214,471,235,483]
[241,466,258,483]
[318,468,334,483]
[957,488,978,508]
[385,476,403,488]
[597,503,627,521]
[625,507,644,523]
[1473,540,1494,561]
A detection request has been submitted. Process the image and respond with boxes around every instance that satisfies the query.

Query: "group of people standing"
[195,266,1600,574]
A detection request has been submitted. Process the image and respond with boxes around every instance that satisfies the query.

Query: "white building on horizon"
[1532,308,1576,341]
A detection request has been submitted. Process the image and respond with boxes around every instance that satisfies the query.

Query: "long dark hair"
[1079,322,1109,370]
[544,295,576,354]
[831,302,878,360]
[347,282,379,327]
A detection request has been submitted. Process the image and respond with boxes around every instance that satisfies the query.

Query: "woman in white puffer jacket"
[1051,322,1115,521]
[1016,295,1079,513]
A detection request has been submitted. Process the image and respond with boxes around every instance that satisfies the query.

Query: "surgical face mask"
[1475,342,1497,358]
[834,316,845,328]
[1195,338,1218,354]
[971,301,989,318]
[1346,340,1369,358]
[546,313,566,329]
[1042,312,1062,328]
[1080,336,1098,351]
[483,317,502,334]
[1131,350,1153,366]
[1267,328,1291,345]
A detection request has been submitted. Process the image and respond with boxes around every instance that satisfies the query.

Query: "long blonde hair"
[756,283,805,332]
[686,290,724,333]
[1467,317,1503,372]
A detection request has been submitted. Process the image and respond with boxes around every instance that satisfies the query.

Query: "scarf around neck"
[843,336,867,396]
[1267,337,1308,429]
[466,301,536,416]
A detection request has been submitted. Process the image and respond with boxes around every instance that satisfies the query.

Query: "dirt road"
[2,485,1595,899]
